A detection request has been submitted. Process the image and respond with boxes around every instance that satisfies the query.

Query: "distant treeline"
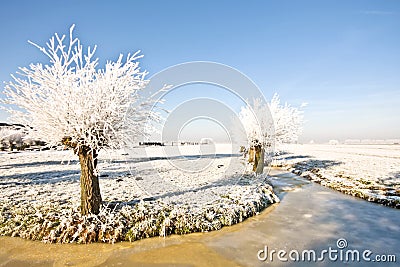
[344,139,400,145]
[139,140,211,146]
[139,142,165,146]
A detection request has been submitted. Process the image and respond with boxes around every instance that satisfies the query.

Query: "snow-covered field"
[0,144,278,243]
[3,143,398,244]
[275,144,400,208]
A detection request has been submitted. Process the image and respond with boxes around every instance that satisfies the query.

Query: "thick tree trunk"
[254,146,265,174]
[252,145,265,174]
[78,146,102,215]
[248,147,255,163]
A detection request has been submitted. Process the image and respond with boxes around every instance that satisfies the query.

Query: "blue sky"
[0,0,399,142]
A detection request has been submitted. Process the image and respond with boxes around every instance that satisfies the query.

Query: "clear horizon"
[0,0,399,143]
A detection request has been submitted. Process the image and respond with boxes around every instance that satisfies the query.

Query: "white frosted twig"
[3,25,162,154]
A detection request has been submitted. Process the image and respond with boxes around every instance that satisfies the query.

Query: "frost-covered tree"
[239,94,305,173]
[269,93,305,147]
[238,98,273,174]
[2,25,160,215]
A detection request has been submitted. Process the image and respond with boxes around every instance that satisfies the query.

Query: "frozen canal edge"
[1,169,399,266]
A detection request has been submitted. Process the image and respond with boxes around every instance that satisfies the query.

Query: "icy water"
[1,169,399,267]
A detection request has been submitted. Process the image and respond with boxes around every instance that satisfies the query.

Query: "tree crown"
[239,94,305,151]
[3,25,158,152]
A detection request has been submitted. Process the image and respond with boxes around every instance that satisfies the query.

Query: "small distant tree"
[239,94,305,173]
[3,25,159,215]
[0,128,24,151]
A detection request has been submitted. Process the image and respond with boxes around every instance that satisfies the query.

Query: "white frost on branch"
[239,94,305,151]
[269,93,305,147]
[238,98,274,148]
[2,25,161,152]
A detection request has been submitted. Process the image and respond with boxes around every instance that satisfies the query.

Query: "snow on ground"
[275,144,400,208]
[0,144,278,243]
[0,144,241,208]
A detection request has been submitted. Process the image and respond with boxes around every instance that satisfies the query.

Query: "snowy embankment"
[0,144,279,243]
[274,144,400,208]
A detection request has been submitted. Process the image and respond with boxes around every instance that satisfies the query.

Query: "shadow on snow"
[294,159,343,169]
